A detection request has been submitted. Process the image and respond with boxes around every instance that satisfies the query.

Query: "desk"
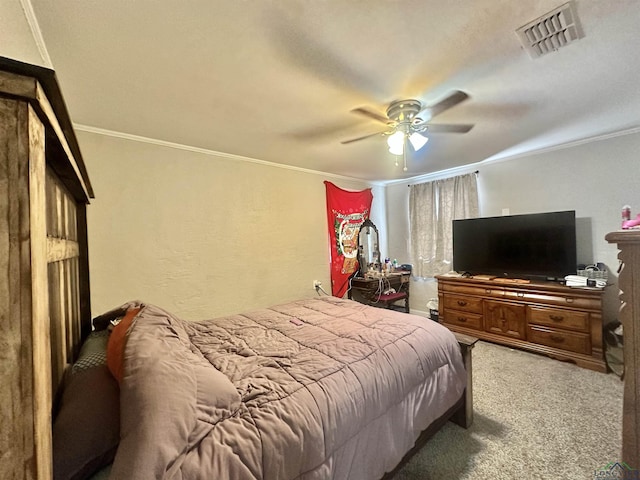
[348,272,411,312]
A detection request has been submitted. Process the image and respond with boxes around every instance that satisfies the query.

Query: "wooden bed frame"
[0,56,475,479]
[0,56,93,479]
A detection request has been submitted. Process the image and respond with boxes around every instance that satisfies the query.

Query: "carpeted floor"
[393,341,624,480]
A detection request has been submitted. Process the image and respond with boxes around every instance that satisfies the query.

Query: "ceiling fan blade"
[423,123,474,134]
[421,90,470,121]
[350,107,390,125]
[341,131,387,144]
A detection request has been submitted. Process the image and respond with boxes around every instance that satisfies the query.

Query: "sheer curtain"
[409,172,479,278]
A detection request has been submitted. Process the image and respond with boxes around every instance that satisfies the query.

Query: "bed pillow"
[52,365,120,480]
[106,307,141,383]
[71,330,110,375]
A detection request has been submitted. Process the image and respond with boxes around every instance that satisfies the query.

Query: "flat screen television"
[452,210,577,280]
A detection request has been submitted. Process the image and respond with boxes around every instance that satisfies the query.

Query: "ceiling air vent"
[516,2,583,58]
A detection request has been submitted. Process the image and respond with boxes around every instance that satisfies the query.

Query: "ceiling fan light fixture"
[387,130,405,155]
[409,132,428,151]
[342,91,472,170]
[388,143,403,155]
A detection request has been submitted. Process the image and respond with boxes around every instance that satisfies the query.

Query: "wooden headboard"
[0,57,93,479]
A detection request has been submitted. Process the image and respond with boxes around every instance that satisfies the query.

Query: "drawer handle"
[457,300,467,306]
[517,292,525,297]
[549,315,564,322]
[549,335,565,343]
[457,317,467,323]
[485,289,492,294]
[565,298,575,303]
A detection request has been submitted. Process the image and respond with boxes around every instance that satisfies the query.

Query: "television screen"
[452,210,577,280]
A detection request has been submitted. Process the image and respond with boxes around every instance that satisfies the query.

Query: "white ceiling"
[29,0,640,182]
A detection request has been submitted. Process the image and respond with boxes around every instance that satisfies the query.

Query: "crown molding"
[384,125,640,187]
[74,122,640,190]
[21,0,52,67]
[481,125,640,165]
[73,124,376,186]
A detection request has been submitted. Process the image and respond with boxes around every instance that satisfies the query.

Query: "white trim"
[396,163,482,187]
[480,126,640,164]
[73,124,378,185]
[20,0,53,67]
[386,125,640,186]
[74,122,640,188]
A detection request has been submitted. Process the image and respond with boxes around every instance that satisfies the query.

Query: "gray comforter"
[110,297,466,479]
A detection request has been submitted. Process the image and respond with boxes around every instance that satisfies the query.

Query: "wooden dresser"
[436,275,606,372]
[606,230,640,468]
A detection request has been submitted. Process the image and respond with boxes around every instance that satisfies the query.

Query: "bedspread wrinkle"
[110,297,466,480]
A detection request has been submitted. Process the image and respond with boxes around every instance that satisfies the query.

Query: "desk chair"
[377,264,412,313]
[377,290,410,313]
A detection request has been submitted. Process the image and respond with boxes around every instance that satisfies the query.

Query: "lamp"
[387,130,404,155]
[387,129,429,171]
[387,130,429,156]
[409,132,428,150]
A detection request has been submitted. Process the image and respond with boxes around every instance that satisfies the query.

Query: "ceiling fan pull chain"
[403,138,408,172]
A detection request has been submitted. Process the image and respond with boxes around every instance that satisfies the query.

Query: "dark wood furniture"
[380,331,477,480]
[606,230,640,468]
[451,332,478,429]
[0,57,93,479]
[349,272,411,312]
[436,275,606,372]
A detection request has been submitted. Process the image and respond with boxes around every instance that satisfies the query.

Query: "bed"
[0,57,93,479]
[55,297,468,480]
[0,57,473,480]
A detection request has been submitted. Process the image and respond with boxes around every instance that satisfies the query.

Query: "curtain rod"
[407,170,479,187]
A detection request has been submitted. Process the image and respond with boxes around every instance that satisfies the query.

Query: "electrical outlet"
[313,280,322,289]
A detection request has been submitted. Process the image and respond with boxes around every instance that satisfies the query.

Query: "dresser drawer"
[528,306,589,333]
[504,290,598,310]
[443,309,483,330]
[443,295,483,314]
[527,325,591,355]
[440,282,504,298]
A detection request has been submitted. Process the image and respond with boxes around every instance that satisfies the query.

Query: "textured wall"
[79,131,373,320]
[385,130,640,320]
[80,128,640,322]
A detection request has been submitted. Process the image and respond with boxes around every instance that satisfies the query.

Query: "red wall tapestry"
[324,181,373,297]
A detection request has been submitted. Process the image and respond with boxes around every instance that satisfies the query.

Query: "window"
[409,173,479,278]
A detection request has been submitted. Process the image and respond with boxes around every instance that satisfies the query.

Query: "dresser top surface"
[435,275,604,297]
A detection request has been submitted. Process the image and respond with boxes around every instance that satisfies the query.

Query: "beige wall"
[0,1,48,66]
[385,130,640,320]
[5,1,635,323]
[83,128,639,322]
[79,131,375,320]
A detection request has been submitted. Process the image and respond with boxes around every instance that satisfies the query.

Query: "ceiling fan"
[341,90,474,170]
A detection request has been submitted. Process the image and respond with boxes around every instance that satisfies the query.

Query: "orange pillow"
[106,307,141,383]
